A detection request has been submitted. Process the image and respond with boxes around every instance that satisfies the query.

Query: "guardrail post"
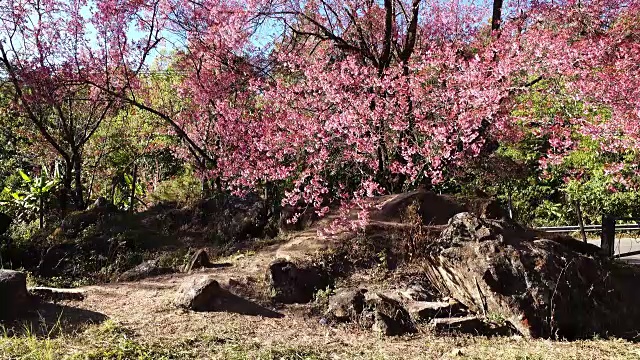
[575,201,587,243]
[601,215,615,258]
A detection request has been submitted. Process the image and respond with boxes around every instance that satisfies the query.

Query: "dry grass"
[1,319,640,360]
[5,226,640,359]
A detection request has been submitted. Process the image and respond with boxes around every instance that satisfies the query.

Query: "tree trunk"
[492,0,504,31]
[130,163,138,213]
[39,195,44,229]
[60,160,73,215]
[72,151,85,210]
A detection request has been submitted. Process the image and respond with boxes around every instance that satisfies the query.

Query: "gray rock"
[326,288,367,321]
[183,249,212,272]
[118,260,174,282]
[0,270,30,320]
[266,259,329,303]
[399,283,434,302]
[363,293,416,336]
[425,212,640,339]
[175,276,223,311]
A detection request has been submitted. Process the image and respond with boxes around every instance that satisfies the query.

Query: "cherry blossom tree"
[0,0,118,210]
[213,0,640,218]
[1,0,638,219]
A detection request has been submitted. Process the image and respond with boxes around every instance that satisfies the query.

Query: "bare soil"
[10,228,639,359]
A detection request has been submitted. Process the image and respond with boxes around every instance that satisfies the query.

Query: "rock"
[406,300,466,321]
[362,293,416,336]
[368,189,504,225]
[175,275,284,318]
[0,270,30,320]
[30,287,85,302]
[0,212,11,235]
[60,206,121,238]
[424,212,640,339]
[194,193,267,242]
[183,249,212,272]
[266,259,330,303]
[326,288,367,321]
[175,276,224,311]
[430,316,486,334]
[118,260,174,282]
[399,283,436,302]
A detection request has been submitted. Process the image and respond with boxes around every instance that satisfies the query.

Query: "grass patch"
[1,321,640,359]
[0,321,330,360]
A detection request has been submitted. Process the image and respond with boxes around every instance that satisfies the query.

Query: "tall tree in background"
[0,0,117,211]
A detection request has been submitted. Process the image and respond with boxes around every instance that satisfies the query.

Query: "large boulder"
[424,212,640,339]
[266,259,330,303]
[0,270,30,320]
[176,276,285,318]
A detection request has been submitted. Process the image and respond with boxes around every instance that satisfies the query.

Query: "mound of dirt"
[6,193,271,285]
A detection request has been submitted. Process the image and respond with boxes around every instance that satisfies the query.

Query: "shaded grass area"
[2,320,640,360]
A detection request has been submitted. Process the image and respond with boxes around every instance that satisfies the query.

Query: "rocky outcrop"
[405,300,466,322]
[424,212,640,339]
[369,189,505,225]
[194,193,268,242]
[60,206,120,238]
[363,293,417,336]
[0,270,30,320]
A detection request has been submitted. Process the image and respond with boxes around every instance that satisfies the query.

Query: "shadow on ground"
[196,289,285,319]
[1,302,108,338]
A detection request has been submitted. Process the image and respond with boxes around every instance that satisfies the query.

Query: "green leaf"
[18,170,31,183]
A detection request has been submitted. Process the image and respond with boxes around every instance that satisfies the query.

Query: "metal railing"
[535,224,640,233]
[535,216,640,259]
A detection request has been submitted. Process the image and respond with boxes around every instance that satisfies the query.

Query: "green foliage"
[1,167,61,225]
[148,170,202,206]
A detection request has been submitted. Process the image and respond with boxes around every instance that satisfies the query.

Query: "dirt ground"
[4,229,638,359]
